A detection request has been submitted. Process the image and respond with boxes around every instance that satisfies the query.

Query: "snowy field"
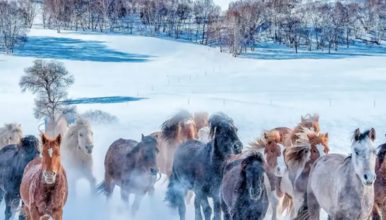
[1,16,386,220]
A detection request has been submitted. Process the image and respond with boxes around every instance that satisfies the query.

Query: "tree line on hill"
[1,0,385,56]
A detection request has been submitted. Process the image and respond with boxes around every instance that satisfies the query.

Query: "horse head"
[68,118,94,155]
[193,111,209,131]
[41,133,62,184]
[20,135,40,158]
[241,152,266,200]
[352,128,377,186]
[179,118,197,140]
[209,112,242,156]
[136,134,159,176]
[3,123,22,146]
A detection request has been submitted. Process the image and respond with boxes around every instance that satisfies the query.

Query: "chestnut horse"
[151,109,198,179]
[372,135,386,220]
[221,152,270,220]
[20,133,68,220]
[248,130,287,220]
[96,134,159,217]
[278,127,329,219]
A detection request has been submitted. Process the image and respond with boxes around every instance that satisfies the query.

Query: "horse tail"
[277,193,293,215]
[292,192,309,220]
[96,181,107,196]
[164,168,187,209]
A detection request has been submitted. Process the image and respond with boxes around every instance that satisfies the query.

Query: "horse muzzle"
[275,166,287,177]
[85,145,94,154]
[150,167,159,176]
[362,172,376,186]
[43,171,57,184]
[249,188,262,200]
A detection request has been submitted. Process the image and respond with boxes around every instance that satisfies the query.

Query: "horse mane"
[62,117,91,150]
[248,130,281,151]
[285,141,311,173]
[160,109,193,143]
[301,113,319,122]
[208,112,235,138]
[193,111,209,130]
[377,143,386,167]
[0,123,22,146]
[295,126,329,152]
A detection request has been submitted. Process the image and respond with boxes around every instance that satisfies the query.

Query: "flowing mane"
[160,109,194,144]
[0,123,22,148]
[296,126,329,153]
[284,141,311,173]
[248,130,281,151]
[62,117,91,150]
[283,121,319,147]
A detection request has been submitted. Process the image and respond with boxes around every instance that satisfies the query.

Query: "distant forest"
[1,0,385,56]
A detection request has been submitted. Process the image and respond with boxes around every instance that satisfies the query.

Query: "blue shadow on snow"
[13,36,153,62]
[63,96,147,105]
[239,42,386,60]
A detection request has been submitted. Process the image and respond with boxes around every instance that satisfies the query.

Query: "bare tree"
[19,59,76,122]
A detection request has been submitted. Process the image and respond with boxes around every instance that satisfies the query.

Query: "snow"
[1,18,386,220]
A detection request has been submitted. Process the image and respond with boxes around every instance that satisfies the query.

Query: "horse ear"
[55,134,62,146]
[279,133,284,143]
[301,115,305,122]
[354,128,361,141]
[264,132,268,140]
[325,132,328,140]
[314,115,319,122]
[41,132,47,145]
[369,128,376,142]
[141,134,145,141]
[241,159,248,172]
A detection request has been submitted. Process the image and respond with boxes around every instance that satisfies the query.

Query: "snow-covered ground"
[1,17,386,220]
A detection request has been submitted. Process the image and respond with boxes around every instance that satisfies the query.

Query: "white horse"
[0,123,23,150]
[198,126,211,143]
[60,117,96,197]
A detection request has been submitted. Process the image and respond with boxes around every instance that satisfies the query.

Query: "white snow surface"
[1,20,386,220]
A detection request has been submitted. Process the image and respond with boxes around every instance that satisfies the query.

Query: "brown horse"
[283,114,320,147]
[96,134,159,217]
[248,130,288,220]
[372,137,386,220]
[193,111,209,131]
[278,127,329,219]
[152,110,198,179]
[20,133,68,220]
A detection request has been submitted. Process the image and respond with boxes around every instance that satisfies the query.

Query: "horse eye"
[271,150,274,153]
[355,150,359,156]
[79,133,83,137]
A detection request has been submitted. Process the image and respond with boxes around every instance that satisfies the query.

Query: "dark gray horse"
[165,112,243,220]
[0,135,40,220]
[221,152,270,220]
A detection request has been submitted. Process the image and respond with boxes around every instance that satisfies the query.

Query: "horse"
[248,130,287,220]
[60,117,96,197]
[20,133,68,220]
[296,128,376,220]
[283,114,320,147]
[164,112,242,220]
[278,126,329,219]
[0,123,22,150]
[371,136,386,220]
[0,135,40,220]
[156,109,198,179]
[193,111,209,131]
[221,152,270,220]
[96,134,159,217]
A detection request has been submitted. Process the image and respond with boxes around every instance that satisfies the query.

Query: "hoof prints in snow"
[63,96,147,105]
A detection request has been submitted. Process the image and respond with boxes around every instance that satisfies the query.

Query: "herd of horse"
[0,110,385,220]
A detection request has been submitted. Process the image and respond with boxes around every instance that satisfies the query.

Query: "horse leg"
[131,192,145,217]
[148,186,155,207]
[230,209,240,220]
[292,191,304,218]
[372,203,381,220]
[185,190,194,205]
[4,193,14,220]
[307,189,320,220]
[166,147,177,179]
[193,193,203,220]
[51,207,63,220]
[104,174,115,200]
[212,191,221,220]
[221,193,231,220]
[29,206,41,220]
[269,191,278,220]
[85,168,97,195]
[199,195,212,220]
[380,205,386,220]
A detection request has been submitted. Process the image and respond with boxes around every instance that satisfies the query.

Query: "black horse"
[0,135,40,220]
[221,152,269,220]
[165,112,243,220]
